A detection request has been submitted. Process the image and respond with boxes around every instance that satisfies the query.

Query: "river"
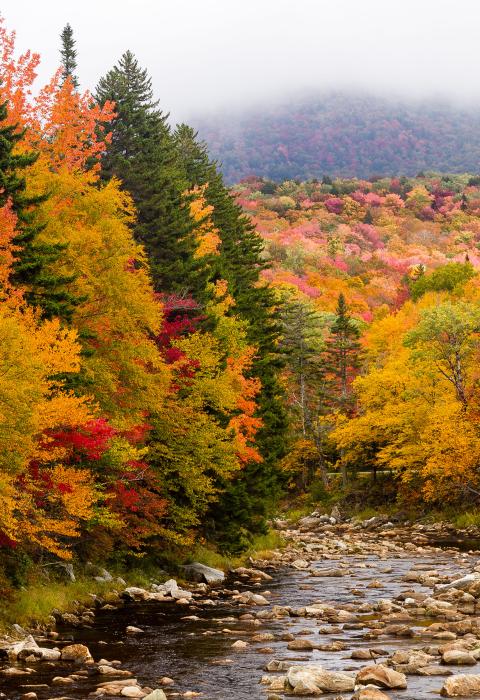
[2,522,480,699]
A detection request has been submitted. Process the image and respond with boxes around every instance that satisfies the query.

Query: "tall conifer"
[0,101,77,320]
[173,125,288,550]
[95,53,207,297]
[60,23,79,89]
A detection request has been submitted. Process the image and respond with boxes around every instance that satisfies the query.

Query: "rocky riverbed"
[4,514,480,699]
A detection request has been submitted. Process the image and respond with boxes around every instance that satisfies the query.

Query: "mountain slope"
[193,93,480,183]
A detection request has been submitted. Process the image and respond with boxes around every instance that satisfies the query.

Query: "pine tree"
[95,53,207,297]
[325,293,361,411]
[60,23,79,89]
[174,125,289,550]
[280,299,330,487]
[0,100,77,320]
[324,294,361,487]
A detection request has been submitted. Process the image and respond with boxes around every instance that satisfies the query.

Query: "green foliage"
[0,100,77,320]
[173,125,289,548]
[405,300,480,406]
[410,262,475,301]
[325,293,361,411]
[59,23,79,89]
[96,53,208,298]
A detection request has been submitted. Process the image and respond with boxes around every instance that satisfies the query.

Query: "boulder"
[233,567,273,581]
[122,587,150,601]
[61,643,93,663]
[287,639,316,651]
[6,635,39,661]
[442,650,477,665]
[437,574,480,593]
[182,563,225,584]
[231,640,248,649]
[286,665,355,693]
[356,664,407,689]
[143,692,167,700]
[441,674,480,696]
[235,590,269,605]
[97,665,133,677]
[93,679,140,696]
[121,688,145,698]
[352,687,392,700]
[298,516,322,531]
[152,579,192,600]
[37,647,61,661]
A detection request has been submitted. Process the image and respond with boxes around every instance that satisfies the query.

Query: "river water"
[1,541,479,700]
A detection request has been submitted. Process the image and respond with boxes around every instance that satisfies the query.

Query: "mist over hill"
[192,93,480,183]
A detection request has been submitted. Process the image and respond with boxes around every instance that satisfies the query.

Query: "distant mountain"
[192,93,480,183]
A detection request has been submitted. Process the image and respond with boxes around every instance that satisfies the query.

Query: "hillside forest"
[235,173,480,507]
[1,19,480,593]
[194,93,480,183]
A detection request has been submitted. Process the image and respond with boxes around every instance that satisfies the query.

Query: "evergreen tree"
[174,125,289,550]
[325,293,361,412]
[95,53,207,297]
[60,23,79,89]
[280,298,330,487]
[0,100,77,320]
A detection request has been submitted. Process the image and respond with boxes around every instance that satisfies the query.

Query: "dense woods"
[3,16,480,601]
[194,93,480,183]
[234,174,480,507]
[0,20,288,591]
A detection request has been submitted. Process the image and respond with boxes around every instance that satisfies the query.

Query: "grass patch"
[188,530,286,571]
[453,510,480,529]
[0,562,172,633]
[0,577,115,631]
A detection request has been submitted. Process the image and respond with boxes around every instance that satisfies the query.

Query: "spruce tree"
[325,293,361,412]
[0,100,77,320]
[174,125,289,550]
[60,23,79,89]
[280,298,331,488]
[95,53,207,297]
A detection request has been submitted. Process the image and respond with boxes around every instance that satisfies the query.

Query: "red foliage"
[45,418,116,461]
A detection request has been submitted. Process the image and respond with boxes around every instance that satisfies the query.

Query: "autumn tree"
[405,301,480,409]
[174,124,288,548]
[0,64,78,320]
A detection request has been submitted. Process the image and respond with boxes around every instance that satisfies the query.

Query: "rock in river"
[286,664,356,693]
[60,643,93,663]
[441,674,480,696]
[182,562,225,584]
[356,664,407,689]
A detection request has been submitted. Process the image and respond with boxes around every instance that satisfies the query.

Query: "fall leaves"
[0,21,262,561]
[332,288,480,504]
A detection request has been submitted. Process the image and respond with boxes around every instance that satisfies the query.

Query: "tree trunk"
[340,447,347,487]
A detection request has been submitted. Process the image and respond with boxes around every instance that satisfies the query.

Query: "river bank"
[4,513,480,698]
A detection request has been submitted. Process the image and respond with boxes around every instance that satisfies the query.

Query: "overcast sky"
[2,0,480,121]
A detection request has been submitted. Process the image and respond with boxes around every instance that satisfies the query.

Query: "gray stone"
[182,562,225,584]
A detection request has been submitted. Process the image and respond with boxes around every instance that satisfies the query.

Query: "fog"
[2,0,480,121]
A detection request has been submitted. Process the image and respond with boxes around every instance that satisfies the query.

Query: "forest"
[235,173,480,509]
[0,19,290,596]
[194,93,480,183]
[2,17,480,599]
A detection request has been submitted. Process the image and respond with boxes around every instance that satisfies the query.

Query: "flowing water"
[2,541,480,700]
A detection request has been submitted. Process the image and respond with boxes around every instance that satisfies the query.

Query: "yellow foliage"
[333,295,480,504]
[27,165,170,427]
[0,301,91,474]
[189,185,221,258]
